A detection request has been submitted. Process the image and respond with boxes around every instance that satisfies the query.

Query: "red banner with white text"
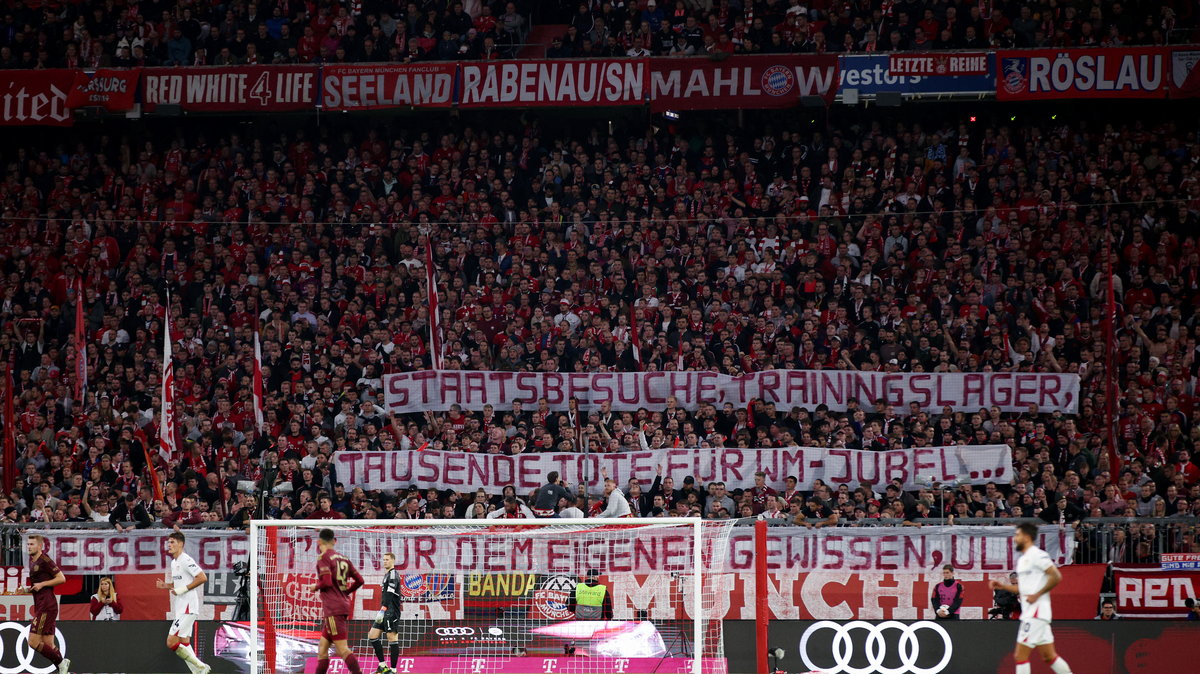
[997,47,1167,100]
[10,563,1102,623]
[457,59,647,108]
[67,68,140,111]
[321,63,455,110]
[0,69,75,125]
[1114,566,1200,617]
[623,563,1104,620]
[140,65,318,112]
[649,54,838,111]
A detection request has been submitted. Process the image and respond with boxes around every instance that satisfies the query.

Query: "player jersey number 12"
[335,559,352,590]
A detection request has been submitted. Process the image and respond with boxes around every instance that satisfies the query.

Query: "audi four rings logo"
[798,620,952,674]
[435,627,476,636]
[0,622,67,674]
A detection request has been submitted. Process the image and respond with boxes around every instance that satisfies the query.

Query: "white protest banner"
[725,525,1073,572]
[261,524,1070,576]
[333,444,1012,495]
[382,370,1078,415]
[35,529,248,574]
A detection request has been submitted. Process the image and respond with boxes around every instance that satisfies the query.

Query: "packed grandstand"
[1,1,1198,579]
[0,0,1189,68]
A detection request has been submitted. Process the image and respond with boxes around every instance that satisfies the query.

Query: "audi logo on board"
[798,620,953,674]
[435,627,477,637]
[0,622,66,674]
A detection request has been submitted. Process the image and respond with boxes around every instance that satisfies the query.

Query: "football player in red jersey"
[22,534,70,674]
[310,528,366,674]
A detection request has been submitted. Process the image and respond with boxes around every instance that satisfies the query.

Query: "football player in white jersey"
[989,523,1074,674]
[156,531,212,674]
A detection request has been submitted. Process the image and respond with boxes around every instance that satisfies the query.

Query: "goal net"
[250,518,736,674]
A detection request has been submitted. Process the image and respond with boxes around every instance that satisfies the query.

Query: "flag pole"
[252,296,265,437]
[1104,228,1121,475]
[425,238,443,370]
[2,366,15,497]
[74,277,87,410]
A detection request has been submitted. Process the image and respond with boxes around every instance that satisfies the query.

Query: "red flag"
[74,278,87,405]
[159,297,179,464]
[425,242,444,369]
[3,367,15,496]
[253,330,265,434]
[630,303,642,371]
[142,444,164,502]
[416,441,429,452]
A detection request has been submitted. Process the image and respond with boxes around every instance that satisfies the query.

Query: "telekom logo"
[471,659,487,673]
[542,658,559,672]
[396,658,415,673]
[613,658,630,672]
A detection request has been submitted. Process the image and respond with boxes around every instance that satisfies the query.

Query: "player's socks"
[344,653,364,674]
[389,642,400,668]
[1015,660,1030,674]
[173,643,204,673]
[1049,656,1073,674]
[315,658,330,674]
[370,637,385,661]
[35,643,64,665]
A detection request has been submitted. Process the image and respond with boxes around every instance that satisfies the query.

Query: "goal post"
[250,518,737,674]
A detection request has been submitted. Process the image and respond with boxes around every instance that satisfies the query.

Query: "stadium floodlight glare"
[250,518,736,674]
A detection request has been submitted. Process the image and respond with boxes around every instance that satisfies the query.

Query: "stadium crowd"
[0,0,1192,68]
[0,97,1198,563]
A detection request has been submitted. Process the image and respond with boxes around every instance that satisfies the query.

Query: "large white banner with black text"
[34,524,1064,575]
[333,445,1012,495]
[382,370,1078,414]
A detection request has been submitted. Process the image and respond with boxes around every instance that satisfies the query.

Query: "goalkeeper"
[368,552,401,674]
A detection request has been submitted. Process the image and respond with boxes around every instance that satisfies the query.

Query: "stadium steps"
[517,24,566,59]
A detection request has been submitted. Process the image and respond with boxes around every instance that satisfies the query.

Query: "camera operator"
[989,572,1020,620]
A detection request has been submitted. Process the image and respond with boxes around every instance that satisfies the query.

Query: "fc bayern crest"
[399,573,453,600]
[533,575,574,620]
[761,65,795,97]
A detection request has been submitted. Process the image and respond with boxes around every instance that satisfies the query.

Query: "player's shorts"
[372,609,400,633]
[1017,618,1054,647]
[321,615,350,642]
[169,612,197,638]
[30,607,57,636]
[532,508,556,518]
